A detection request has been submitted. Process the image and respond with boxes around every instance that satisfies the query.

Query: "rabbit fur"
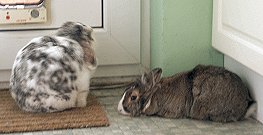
[118,65,255,122]
[10,22,97,113]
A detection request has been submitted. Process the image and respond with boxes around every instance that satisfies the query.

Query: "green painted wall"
[150,0,223,76]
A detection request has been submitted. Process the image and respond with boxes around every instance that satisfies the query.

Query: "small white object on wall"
[0,3,47,24]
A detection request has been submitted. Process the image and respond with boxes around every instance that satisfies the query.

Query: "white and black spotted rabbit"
[118,65,256,122]
[10,22,97,113]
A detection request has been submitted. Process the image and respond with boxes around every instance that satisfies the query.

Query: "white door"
[212,0,263,76]
[0,0,149,82]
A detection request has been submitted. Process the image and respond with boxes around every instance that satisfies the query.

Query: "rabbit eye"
[131,95,137,101]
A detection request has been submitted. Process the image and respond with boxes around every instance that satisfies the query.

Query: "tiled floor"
[3,88,263,135]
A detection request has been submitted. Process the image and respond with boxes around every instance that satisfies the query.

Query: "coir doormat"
[0,90,109,133]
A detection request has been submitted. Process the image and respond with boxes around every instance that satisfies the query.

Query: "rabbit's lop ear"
[151,68,162,84]
[140,68,162,112]
[141,73,148,85]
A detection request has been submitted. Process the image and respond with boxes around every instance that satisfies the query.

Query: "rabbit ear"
[151,68,162,84]
[140,82,161,114]
[141,68,162,87]
[140,68,162,100]
[141,73,148,85]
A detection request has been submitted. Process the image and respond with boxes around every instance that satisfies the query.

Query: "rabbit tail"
[245,102,257,119]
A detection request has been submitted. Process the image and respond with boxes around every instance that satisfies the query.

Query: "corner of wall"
[151,0,223,76]
[150,0,165,70]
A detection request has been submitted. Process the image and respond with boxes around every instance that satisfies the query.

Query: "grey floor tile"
[3,88,263,135]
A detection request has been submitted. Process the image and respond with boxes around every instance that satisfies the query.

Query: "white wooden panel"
[95,0,140,65]
[49,0,102,28]
[212,0,263,76]
[222,0,263,46]
[110,0,140,64]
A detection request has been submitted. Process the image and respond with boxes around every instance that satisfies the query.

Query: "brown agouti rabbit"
[118,65,256,122]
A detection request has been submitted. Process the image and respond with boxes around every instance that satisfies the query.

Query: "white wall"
[225,56,263,123]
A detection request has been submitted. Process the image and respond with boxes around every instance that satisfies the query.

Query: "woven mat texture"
[0,90,109,133]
